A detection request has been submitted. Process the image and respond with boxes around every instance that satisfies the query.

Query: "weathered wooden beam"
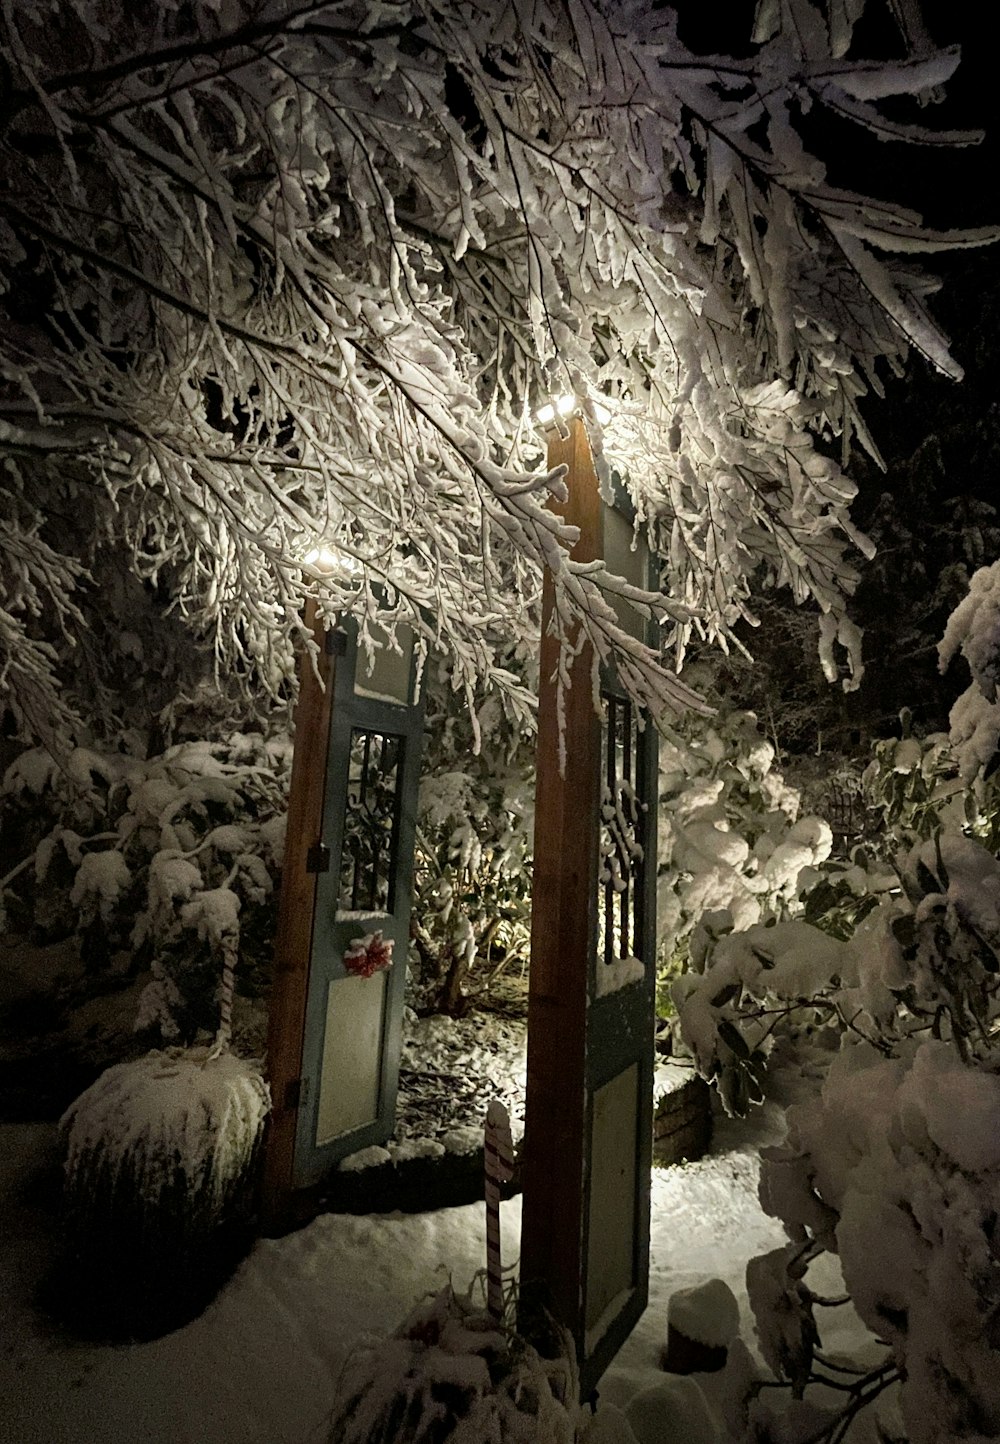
[520,414,602,1339]
[260,600,336,1234]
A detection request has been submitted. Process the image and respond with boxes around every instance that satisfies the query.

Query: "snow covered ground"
[0,1106,791,1444]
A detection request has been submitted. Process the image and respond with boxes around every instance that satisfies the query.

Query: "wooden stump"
[661,1279,740,1375]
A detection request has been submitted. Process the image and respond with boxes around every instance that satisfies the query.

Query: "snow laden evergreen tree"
[0,0,995,748]
[55,741,274,1336]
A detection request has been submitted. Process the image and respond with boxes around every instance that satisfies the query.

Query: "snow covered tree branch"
[0,0,994,740]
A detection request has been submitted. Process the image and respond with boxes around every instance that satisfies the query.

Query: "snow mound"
[339,1146,392,1173]
[667,1279,740,1347]
[625,1376,719,1444]
[389,1139,447,1164]
[440,1126,483,1157]
[579,1405,639,1443]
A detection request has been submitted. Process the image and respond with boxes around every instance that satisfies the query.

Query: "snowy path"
[0,1116,785,1444]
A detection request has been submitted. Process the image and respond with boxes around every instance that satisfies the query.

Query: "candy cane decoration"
[213,935,237,1056]
[484,1099,515,1322]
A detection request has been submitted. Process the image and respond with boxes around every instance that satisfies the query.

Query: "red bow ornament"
[343,930,394,978]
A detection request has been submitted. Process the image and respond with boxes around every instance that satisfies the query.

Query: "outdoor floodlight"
[535,394,612,428]
[304,544,361,578]
[535,394,578,426]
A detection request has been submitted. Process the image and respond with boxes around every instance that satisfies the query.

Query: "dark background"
[674,2,1000,753]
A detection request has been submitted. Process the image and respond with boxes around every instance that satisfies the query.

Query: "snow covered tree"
[1,0,995,748]
[0,731,289,1041]
[701,250,1000,760]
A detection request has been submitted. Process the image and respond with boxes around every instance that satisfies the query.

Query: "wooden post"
[519,413,602,1341]
[484,1100,515,1321]
[260,599,336,1233]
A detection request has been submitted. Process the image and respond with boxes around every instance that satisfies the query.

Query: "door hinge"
[306,840,331,873]
[284,1076,309,1110]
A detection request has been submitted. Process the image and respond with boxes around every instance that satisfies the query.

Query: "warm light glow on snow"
[535,394,577,425]
[535,394,611,427]
[303,544,361,577]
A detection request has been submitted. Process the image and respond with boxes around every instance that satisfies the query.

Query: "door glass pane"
[339,729,403,913]
[354,622,414,705]
[586,1063,639,1337]
[315,971,387,1145]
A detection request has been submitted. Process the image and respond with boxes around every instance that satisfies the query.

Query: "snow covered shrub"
[799,553,1000,860]
[327,1284,579,1444]
[741,1040,1000,1444]
[58,1047,269,1337]
[0,732,290,1041]
[938,561,1000,811]
[411,657,535,1016]
[676,829,1000,1113]
[656,708,831,1023]
[857,724,961,843]
[681,829,1000,1442]
[797,724,1000,952]
[940,561,1000,750]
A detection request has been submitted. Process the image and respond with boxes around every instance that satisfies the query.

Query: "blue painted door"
[293,616,425,1188]
[578,492,658,1394]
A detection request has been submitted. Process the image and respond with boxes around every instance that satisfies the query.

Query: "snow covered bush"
[940,560,1000,788]
[857,722,969,844]
[410,656,535,1015]
[0,732,290,1041]
[715,563,1000,875]
[791,598,1000,950]
[676,828,1000,1111]
[59,1046,269,1336]
[678,828,1000,1441]
[656,708,832,1023]
[792,725,972,945]
[328,1284,579,1444]
[794,573,1000,942]
[62,1048,269,1215]
[740,1040,1000,1444]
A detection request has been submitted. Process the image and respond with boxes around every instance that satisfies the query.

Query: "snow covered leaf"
[69,848,131,923]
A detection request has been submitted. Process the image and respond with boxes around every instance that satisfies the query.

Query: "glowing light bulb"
[304,545,361,577]
[535,395,611,427]
[535,394,577,426]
